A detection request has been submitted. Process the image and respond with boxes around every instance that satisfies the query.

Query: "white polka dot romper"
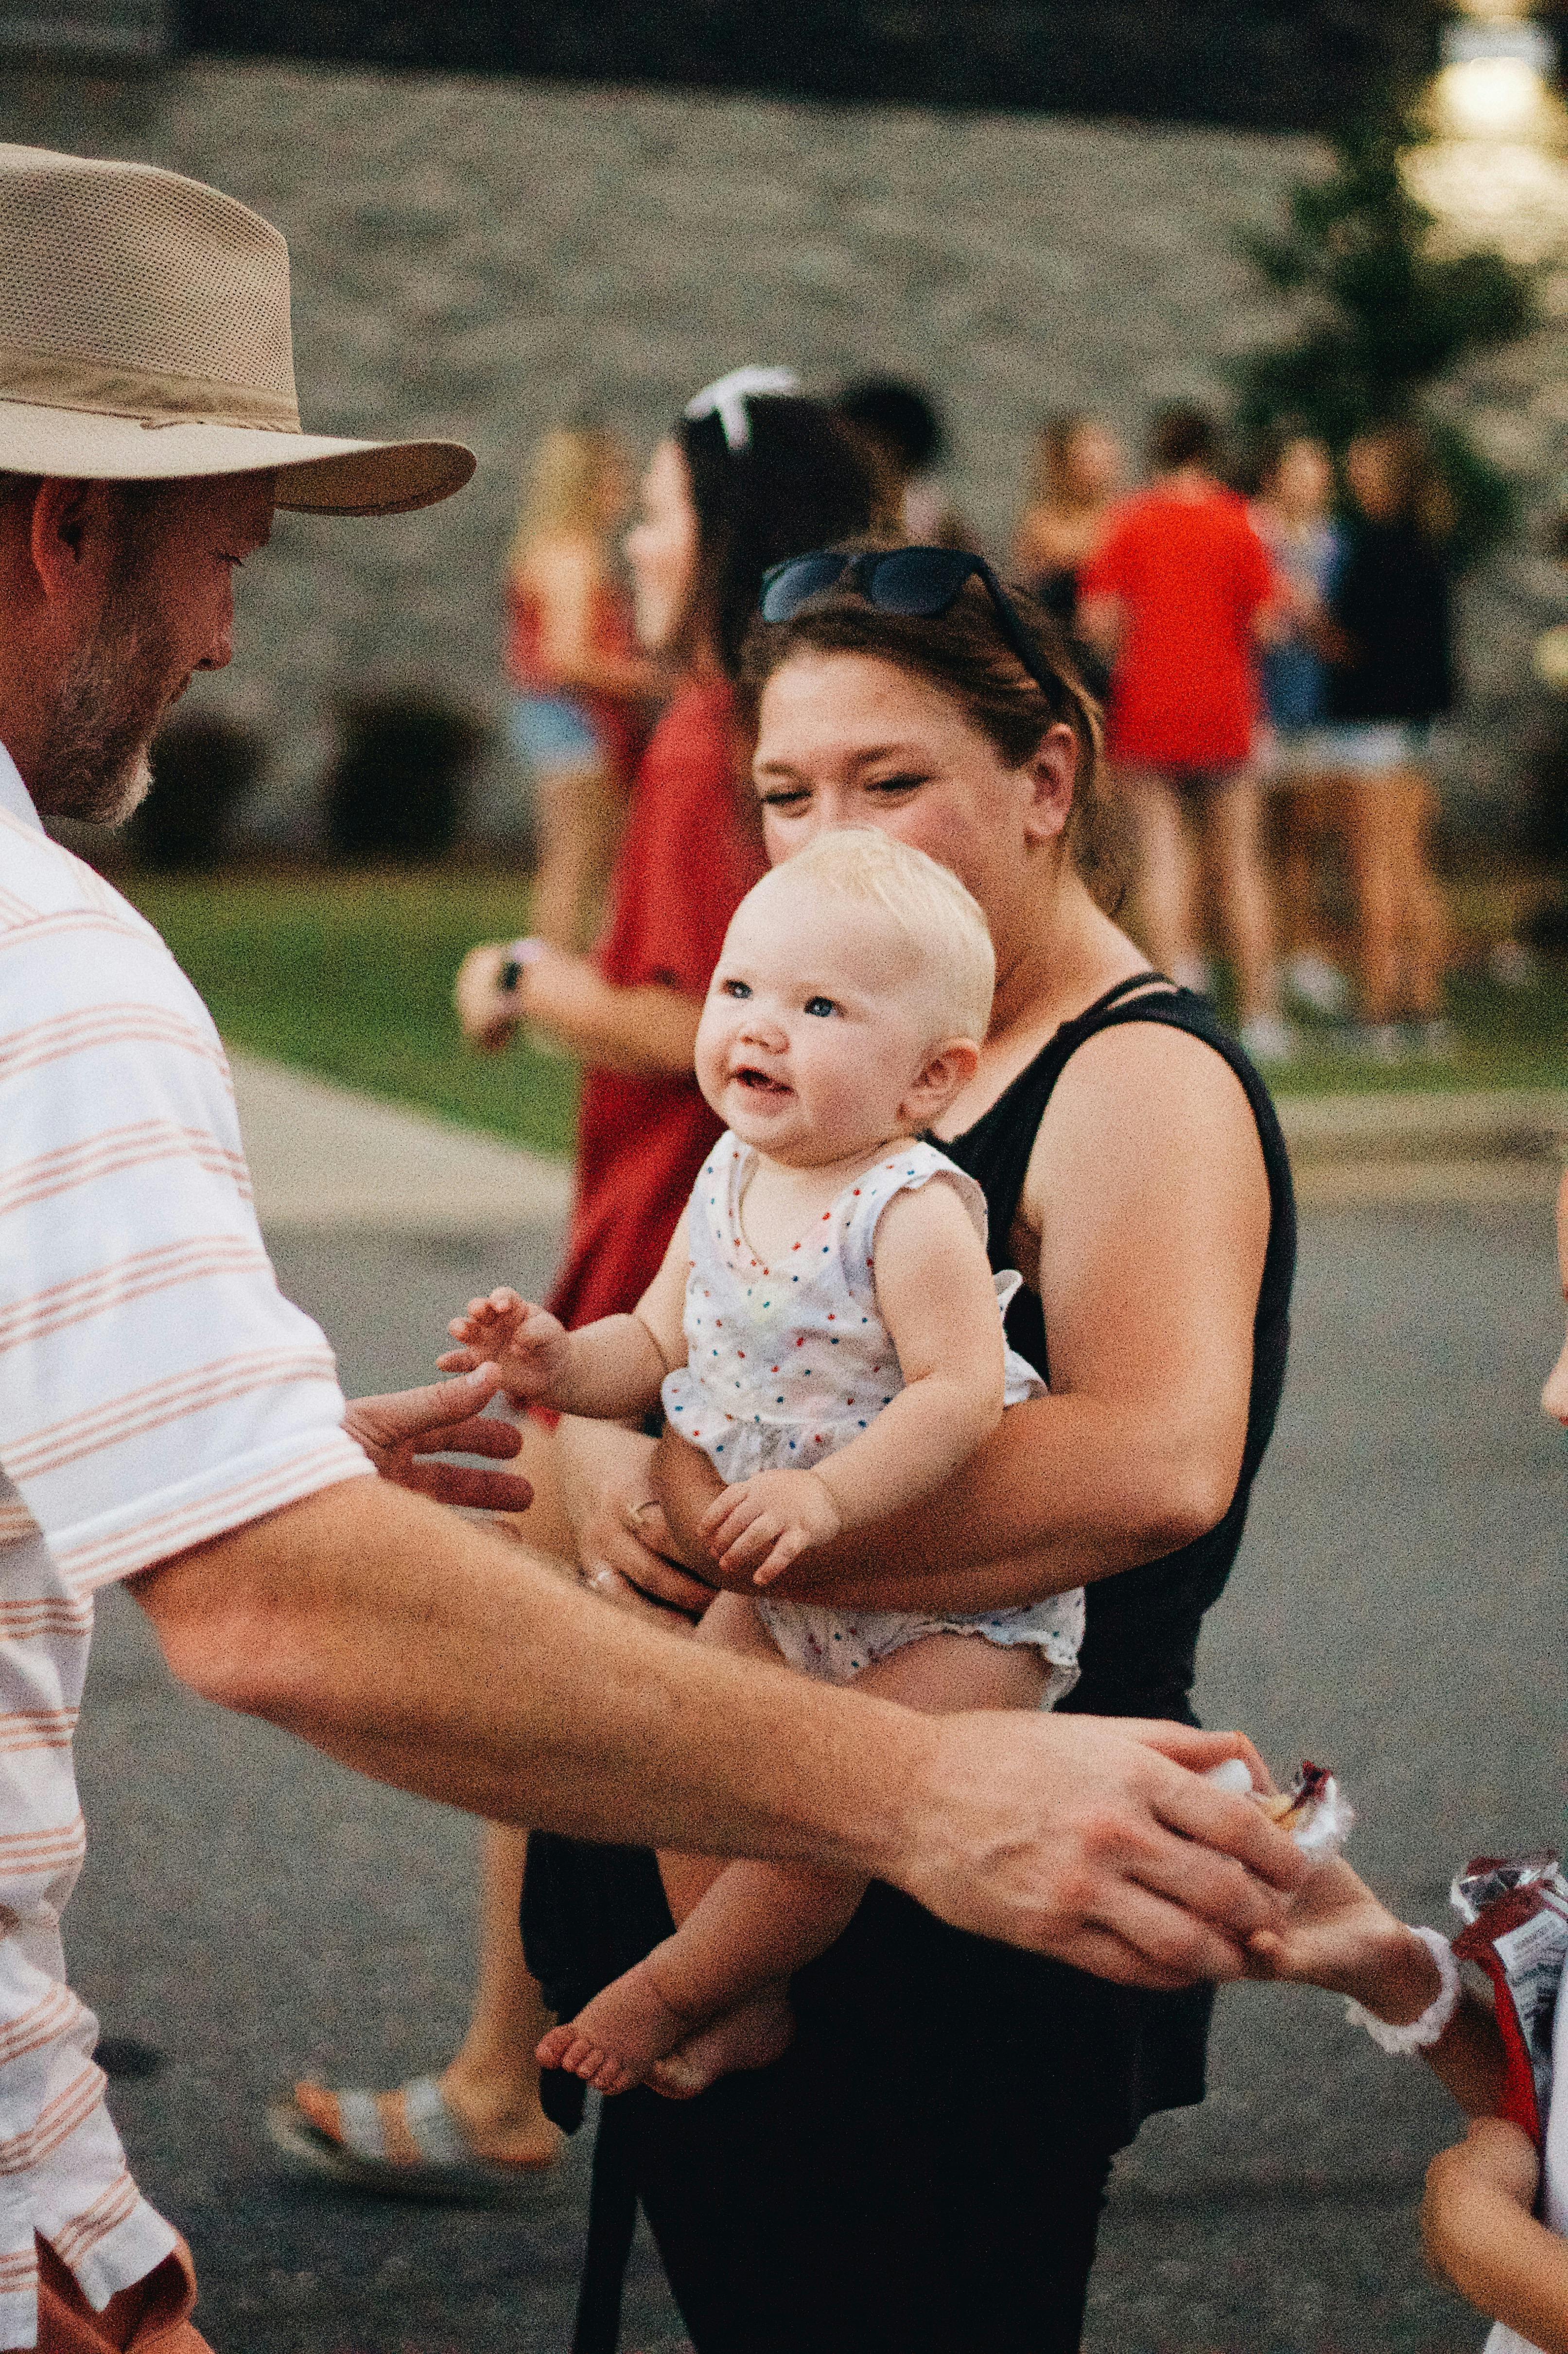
[661,1131,1084,1705]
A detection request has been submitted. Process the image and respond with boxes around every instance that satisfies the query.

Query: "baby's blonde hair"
[755,827,995,1043]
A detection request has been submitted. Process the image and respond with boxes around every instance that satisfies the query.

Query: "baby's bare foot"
[649,1991,795,2101]
[535,1962,697,2094]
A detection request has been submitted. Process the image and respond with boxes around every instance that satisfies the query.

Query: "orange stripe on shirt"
[0,1122,249,1221]
[0,1006,228,1088]
[56,1436,367,1587]
[4,1346,337,1482]
[0,1238,272,1356]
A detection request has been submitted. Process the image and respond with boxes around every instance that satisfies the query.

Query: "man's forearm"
[133,1477,926,1876]
[133,1476,1308,1981]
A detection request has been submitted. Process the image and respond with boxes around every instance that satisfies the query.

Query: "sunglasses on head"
[758,546,1059,704]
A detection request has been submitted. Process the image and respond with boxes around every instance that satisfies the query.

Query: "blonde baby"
[442,828,1083,2097]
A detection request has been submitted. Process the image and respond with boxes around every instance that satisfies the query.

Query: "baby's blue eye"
[723,979,751,999]
[804,995,837,1018]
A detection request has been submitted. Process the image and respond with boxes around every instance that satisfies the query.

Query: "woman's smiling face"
[750,648,1074,959]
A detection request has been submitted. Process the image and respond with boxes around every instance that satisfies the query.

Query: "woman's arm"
[661,1023,1270,1613]
[454,940,702,1077]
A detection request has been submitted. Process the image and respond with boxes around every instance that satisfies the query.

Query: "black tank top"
[937,971,1297,1722]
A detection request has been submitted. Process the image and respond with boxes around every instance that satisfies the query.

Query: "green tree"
[1234,108,1539,560]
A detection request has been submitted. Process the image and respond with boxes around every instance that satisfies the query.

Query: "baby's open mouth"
[733,1066,792,1096]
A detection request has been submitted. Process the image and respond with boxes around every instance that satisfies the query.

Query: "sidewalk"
[1280,1085,1568,1206]
[231,1052,573,1234]
[231,1051,1567,1226]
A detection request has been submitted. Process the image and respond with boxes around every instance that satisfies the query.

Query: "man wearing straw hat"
[0,142,1303,2350]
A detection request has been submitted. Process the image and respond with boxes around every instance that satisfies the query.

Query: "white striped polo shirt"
[0,746,373,2348]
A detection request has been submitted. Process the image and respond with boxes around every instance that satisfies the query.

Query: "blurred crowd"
[505,377,1459,1067]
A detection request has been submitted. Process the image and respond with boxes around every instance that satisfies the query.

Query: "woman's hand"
[454,942,523,1053]
[555,1416,716,1629]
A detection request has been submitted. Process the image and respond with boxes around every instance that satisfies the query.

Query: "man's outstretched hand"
[889,1713,1308,1988]
[345,1365,535,1513]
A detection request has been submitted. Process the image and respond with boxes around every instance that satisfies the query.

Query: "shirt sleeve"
[0,907,372,1595]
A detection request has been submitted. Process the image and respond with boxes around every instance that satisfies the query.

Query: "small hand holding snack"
[699,1466,846,1584]
[440,1286,571,1406]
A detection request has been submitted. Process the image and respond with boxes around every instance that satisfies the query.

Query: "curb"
[1278,1088,1568,1208]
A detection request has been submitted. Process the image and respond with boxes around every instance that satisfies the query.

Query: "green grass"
[123,868,581,1158]
[121,869,1568,1152]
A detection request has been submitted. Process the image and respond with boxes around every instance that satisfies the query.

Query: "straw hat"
[0,142,475,515]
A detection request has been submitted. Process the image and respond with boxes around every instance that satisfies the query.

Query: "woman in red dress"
[504,425,660,951]
[269,371,886,2196]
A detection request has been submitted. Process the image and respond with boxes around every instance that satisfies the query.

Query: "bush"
[324,691,487,862]
[131,714,264,871]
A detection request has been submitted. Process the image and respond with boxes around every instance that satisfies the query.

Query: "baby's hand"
[438,1287,569,1403]
[700,1468,844,1587]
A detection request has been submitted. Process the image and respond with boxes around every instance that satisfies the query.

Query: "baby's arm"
[441,1214,691,1420]
[703,1180,1006,1583]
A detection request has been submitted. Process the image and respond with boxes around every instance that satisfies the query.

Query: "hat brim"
[0,398,475,515]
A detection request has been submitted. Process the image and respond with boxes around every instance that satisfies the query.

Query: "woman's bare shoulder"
[1023,1015,1267,1225]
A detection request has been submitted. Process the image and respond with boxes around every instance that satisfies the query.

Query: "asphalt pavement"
[65,1067,1567,2354]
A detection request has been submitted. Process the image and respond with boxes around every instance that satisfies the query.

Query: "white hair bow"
[683,365,801,452]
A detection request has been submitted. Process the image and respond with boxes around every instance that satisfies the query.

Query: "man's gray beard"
[27,564,176,829]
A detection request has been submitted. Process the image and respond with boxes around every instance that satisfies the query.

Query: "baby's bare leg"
[648,1637,1050,2095]
[536,1592,810,2093]
[538,1626,1049,2097]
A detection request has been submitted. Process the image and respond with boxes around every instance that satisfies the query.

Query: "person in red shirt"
[503,425,661,952]
[1080,404,1292,1064]
[269,370,887,2199]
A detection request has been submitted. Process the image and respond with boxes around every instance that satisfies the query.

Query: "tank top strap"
[936,972,1173,1259]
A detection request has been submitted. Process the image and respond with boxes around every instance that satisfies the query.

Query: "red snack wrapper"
[1450,1852,1568,2149]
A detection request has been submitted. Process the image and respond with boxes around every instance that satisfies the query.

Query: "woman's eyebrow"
[846,743,929,774]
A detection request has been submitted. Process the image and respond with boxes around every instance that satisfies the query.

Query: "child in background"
[442,829,1084,2097]
[1246,1166,1568,2354]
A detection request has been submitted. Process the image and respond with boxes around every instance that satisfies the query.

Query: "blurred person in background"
[1080,401,1292,1065]
[272,371,890,2200]
[1319,423,1454,1063]
[1012,409,1124,701]
[504,424,659,949]
[835,374,974,548]
[1249,429,1352,1024]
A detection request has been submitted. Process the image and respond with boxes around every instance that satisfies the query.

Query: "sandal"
[266,2075,560,2206]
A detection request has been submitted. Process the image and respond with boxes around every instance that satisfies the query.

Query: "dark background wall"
[180,1,1439,133]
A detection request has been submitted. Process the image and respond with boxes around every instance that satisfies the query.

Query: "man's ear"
[29,478,115,605]
[899,1035,981,1129]
[1022,720,1078,848]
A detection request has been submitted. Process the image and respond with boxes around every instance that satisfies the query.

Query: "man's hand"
[701,1467,844,1585]
[887,1713,1307,1987]
[440,1287,570,1405]
[345,1365,534,1512]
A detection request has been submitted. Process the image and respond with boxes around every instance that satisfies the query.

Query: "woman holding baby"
[511,542,1298,2354]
